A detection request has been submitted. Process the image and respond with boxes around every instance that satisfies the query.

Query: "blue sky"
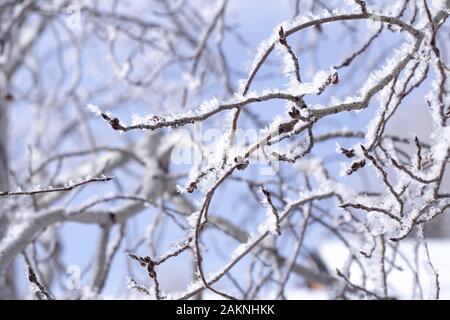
[8,0,441,298]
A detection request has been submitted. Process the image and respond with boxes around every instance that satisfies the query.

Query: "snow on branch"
[0,175,112,197]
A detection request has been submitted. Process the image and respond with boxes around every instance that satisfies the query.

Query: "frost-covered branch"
[2,0,450,301]
[0,176,112,197]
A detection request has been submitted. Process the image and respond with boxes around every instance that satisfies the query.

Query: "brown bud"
[288,106,301,119]
[331,72,339,84]
[186,181,197,193]
[346,159,366,175]
[234,156,249,170]
[278,27,286,45]
[339,147,355,158]
[278,121,295,134]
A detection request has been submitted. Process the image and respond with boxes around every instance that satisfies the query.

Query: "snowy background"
[1,0,450,300]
